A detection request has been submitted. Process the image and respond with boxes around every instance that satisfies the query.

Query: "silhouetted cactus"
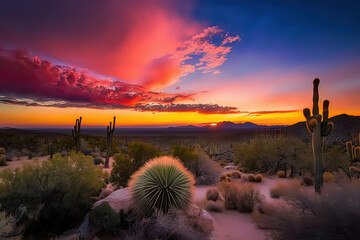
[303,78,333,193]
[72,117,82,153]
[129,156,195,218]
[105,117,116,168]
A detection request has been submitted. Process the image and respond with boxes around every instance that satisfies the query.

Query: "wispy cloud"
[135,103,243,114]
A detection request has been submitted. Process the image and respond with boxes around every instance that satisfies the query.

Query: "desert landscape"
[0,1,360,240]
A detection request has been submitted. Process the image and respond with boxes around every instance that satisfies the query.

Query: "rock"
[224,165,237,171]
[99,189,112,200]
[77,188,132,239]
[94,188,132,213]
[187,205,215,234]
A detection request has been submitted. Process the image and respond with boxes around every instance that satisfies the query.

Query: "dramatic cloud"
[0,49,240,114]
[0,1,239,90]
[135,103,242,114]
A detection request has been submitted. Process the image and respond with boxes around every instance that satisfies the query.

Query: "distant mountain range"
[1,114,359,141]
[169,121,287,130]
[287,114,360,143]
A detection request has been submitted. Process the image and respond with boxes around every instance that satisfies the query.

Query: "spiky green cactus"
[303,78,333,193]
[72,117,82,153]
[129,156,195,218]
[0,147,5,166]
[105,116,116,168]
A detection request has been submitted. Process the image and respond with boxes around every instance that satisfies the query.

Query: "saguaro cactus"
[105,116,116,168]
[72,117,82,153]
[303,78,333,193]
[346,133,360,178]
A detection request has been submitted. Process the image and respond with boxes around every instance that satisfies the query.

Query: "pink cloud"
[0,49,241,114]
[0,3,240,90]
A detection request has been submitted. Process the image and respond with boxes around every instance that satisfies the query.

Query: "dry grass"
[270,180,302,199]
[206,188,220,201]
[254,181,360,240]
[205,200,224,212]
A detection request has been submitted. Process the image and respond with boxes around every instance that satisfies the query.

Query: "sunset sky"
[0,0,359,128]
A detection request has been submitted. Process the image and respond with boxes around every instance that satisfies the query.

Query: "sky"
[0,0,359,128]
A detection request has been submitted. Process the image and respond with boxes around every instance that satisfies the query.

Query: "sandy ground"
[0,155,50,171]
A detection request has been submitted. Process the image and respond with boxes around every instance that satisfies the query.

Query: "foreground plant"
[255,181,360,240]
[303,78,333,193]
[0,151,105,237]
[129,156,195,218]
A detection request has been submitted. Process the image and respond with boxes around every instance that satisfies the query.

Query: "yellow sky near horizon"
[1,104,358,128]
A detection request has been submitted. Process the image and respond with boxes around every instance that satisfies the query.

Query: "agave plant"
[129,156,195,218]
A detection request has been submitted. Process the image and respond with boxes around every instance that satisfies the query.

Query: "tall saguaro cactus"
[72,117,82,153]
[303,78,333,193]
[346,133,360,178]
[105,116,116,168]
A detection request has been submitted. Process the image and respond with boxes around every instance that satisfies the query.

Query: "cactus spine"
[303,78,333,193]
[72,117,82,153]
[105,116,116,168]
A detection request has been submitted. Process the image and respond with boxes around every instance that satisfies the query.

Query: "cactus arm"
[322,122,333,137]
[312,78,320,115]
[355,147,360,161]
[303,108,313,132]
[346,141,355,161]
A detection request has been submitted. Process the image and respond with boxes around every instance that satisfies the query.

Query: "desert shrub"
[302,176,313,186]
[277,171,286,178]
[125,209,213,240]
[173,146,221,185]
[0,152,105,237]
[226,172,232,177]
[89,202,120,233]
[110,153,133,188]
[269,180,302,199]
[231,170,241,178]
[0,148,5,166]
[80,138,92,155]
[205,200,223,212]
[237,183,263,212]
[94,157,103,165]
[206,188,220,201]
[218,181,240,209]
[254,181,360,240]
[129,142,162,169]
[233,140,263,172]
[247,174,255,182]
[220,174,226,181]
[323,171,334,182]
[129,156,195,218]
[0,211,22,240]
[171,145,198,164]
[254,174,263,182]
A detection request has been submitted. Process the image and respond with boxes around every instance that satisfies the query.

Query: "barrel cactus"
[129,156,195,218]
[0,147,5,166]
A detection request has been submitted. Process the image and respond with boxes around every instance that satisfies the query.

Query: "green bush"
[172,145,198,164]
[0,151,105,237]
[172,146,221,185]
[129,156,195,218]
[89,202,120,233]
[128,142,162,169]
[110,153,133,188]
[94,157,103,165]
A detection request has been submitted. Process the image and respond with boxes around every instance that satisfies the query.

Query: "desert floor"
[1,155,293,240]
